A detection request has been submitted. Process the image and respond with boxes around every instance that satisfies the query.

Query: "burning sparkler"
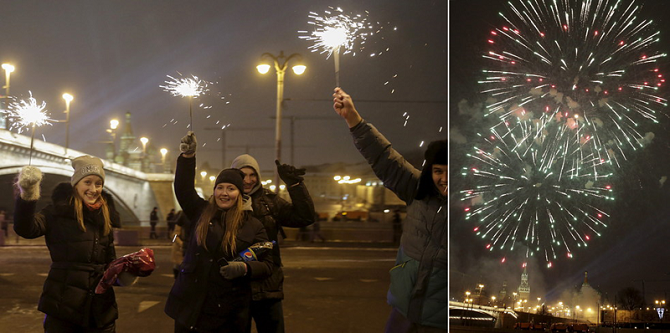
[160,74,208,130]
[4,92,52,164]
[299,7,371,87]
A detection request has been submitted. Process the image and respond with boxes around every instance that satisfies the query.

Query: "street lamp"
[106,119,119,160]
[200,171,207,184]
[477,284,485,305]
[62,93,73,151]
[160,148,168,173]
[140,137,149,172]
[256,51,305,191]
[2,63,15,130]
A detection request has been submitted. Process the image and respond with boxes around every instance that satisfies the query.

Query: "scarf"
[86,201,103,211]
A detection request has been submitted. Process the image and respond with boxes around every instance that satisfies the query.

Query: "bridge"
[449,301,518,328]
[0,130,176,225]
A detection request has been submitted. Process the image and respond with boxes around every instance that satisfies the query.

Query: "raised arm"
[274,160,315,228]
[13,166,48,239]
[332,88,420,203]
[174,132,206,224]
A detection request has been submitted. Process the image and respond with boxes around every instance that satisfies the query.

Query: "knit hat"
[71,155,105,186]
[214,168,245,192]
[230,154,262,195]
[416,140,447,199]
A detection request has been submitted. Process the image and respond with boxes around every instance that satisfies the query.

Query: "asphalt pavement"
[0,237,398,332]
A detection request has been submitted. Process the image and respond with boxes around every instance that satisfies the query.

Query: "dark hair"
[415,140,447,200]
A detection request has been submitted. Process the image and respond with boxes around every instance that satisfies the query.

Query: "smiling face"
[240,167,258,194]
[432,164,447,196]
[75,175,104,205]
[214,182,240,210]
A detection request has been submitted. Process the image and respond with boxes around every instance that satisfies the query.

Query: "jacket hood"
[231,154,262,195]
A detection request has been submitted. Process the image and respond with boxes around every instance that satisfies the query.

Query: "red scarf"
[86,201,103,211]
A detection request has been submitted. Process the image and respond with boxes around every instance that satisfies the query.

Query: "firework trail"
[480,0,666,161]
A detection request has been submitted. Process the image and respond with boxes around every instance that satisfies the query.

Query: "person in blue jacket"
[333,88,447,332]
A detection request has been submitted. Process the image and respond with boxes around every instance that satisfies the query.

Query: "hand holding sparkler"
[17,166,42,201]
[332,88,362,128]
[179,131,197,157]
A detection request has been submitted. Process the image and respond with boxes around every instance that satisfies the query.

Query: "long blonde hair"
[71,193,112,236]
[195,195,245,255]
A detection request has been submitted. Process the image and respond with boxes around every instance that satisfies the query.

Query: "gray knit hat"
[71,155,105,186]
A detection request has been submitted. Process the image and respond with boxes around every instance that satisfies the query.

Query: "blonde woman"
[14,155,120,332]
[165,132,273,333]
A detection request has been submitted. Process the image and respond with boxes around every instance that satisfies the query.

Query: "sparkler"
[299,7,371,87]
[4,92,52,164]
[160,74,208,130]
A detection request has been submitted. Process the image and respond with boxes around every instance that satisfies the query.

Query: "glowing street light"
[256,50,305,191]
[2,63,15,129]
[160,148,168,173]
[62,93,73,150]
[106,119,119,160]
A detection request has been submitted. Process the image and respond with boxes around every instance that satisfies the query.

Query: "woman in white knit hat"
[14,155,121,332]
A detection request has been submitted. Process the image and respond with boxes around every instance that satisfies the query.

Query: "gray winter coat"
[350,120,447,329]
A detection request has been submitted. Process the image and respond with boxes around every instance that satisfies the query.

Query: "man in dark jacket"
[231,154,316,333]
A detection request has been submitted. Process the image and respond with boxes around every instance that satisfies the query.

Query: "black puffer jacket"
[165,155,274,331]
[13,182,120,328]
[247,186,314,300]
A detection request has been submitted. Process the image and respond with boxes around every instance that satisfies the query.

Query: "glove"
[180,131,197,155]
[219,262,247,279]
[17,166,42,201]
[275,160,305,186]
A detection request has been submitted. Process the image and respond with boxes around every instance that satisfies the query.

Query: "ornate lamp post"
[256,51,305,191]
[160,148,168,173]
[62,93,73,150]
[2,63,15,129]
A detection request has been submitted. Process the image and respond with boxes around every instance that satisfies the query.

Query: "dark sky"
[449,0,670,304]
[0,0,446,171]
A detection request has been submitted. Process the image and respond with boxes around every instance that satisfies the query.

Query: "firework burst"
[461,109,615,265]
[480,0,667,160]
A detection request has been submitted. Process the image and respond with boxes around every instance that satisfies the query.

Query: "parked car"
[570,323,590,332]
[550,322,569,332]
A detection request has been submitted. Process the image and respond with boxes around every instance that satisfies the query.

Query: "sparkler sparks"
[298,7,371,58]
[4,92,52,134]
[160,74,207,98]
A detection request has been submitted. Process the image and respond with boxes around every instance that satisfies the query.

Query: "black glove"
[180,131,197,155]
[275,160,305,186]
[220,262,247,279]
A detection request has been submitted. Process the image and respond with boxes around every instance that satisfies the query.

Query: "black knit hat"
[214,168,245,192]
[416,139,447,199]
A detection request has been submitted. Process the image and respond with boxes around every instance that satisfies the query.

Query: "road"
[0,241,397,332]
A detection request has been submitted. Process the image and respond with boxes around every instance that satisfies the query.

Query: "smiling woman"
[12,155,121,332]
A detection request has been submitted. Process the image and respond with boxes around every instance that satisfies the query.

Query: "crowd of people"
[12,88,446,332]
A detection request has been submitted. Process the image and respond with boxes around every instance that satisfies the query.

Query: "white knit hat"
[71,155,105,186]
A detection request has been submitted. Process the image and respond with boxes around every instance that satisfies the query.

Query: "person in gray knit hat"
[333,87,447,332]
[230,153,316,333]
[13,155,121,332]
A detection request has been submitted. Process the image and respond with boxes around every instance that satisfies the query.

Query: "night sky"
[450,0,670,304]
[0,0,446,171]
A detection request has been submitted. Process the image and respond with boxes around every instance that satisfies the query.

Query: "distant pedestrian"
[0,209,7,238]
[167,208,176,239]
[295,226,308,242]
[310,220,326,243]
[150,207,159,239]
[392,210,402,244]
